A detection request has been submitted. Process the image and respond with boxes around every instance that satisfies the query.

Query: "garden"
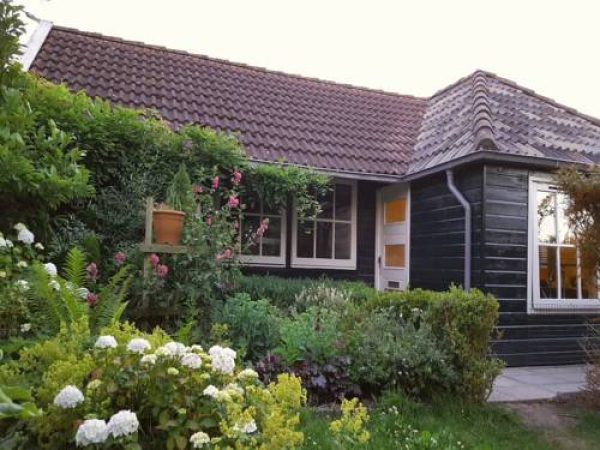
[3,2,600,449]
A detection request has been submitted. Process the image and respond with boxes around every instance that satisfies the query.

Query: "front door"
[376,184,409,291]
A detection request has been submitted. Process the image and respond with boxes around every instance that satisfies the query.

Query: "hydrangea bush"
[1,321,308,449]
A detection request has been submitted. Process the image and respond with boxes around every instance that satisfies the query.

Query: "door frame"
[374,183,411,291]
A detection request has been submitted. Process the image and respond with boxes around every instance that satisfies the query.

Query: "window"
[530,180,600,311]
[292,181,357,269]
[240,198,285,266]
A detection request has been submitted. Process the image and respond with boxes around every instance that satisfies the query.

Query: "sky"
[16,0,600,118]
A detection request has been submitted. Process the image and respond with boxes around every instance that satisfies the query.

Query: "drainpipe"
[446,170,471,291]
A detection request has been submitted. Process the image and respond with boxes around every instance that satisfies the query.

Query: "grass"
[299,391,553,450]
[575,409,600,444]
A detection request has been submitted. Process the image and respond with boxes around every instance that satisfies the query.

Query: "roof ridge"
[50,25,426,103]
[471,71,498,150]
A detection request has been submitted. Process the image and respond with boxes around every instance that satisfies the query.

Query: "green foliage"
[216,293,282,362]
[0,385,41,420]
[165,163,194,212]
[0,0,24,87]
[88,265,132,334]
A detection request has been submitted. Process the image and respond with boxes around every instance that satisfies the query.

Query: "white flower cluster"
[75,419,108,446]
[156,341,187,357]
[209,345,236,375]
[203,385,219,398]
[0,233,12,249]
[53,385,85,409]
[238,368,259,382]
[15,279,30,292]
[202,383,244,403]
[234,419,258,434]
[49,279,61,291]
[127,338,151,354]
[44,262,57,277]
[190,431,211,448]
[17,227,35,245]
[95,335,118,349]
[181,352,202,369]
[74,410,139,446]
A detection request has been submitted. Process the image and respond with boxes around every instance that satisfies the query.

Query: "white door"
[376,184,409,291]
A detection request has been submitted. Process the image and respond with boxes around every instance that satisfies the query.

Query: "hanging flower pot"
[153,206,186,245]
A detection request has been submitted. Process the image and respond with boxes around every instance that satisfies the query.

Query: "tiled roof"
[28,25,600,178]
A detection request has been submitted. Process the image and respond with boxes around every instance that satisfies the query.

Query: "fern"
[174,320,196,345]
[89,265,132,333]
[63,247,87,287]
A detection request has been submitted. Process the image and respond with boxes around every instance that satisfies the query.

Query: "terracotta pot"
[153,209,186,245]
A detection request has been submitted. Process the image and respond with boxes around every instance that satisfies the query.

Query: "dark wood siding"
[482,165,598,366]
[244,180,380,285]
[410,165,483,291]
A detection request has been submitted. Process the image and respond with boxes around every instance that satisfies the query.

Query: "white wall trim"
[20,20,53,71]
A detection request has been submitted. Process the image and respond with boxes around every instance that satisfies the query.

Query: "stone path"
[489,365,586,402]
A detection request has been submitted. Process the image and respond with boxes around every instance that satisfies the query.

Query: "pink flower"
[231,170,242,186]
[206,216,213,226]
[234,221,240,230]
[148,254,160,268]
[228,196,240,209]
[212,176,220,190]
[86,292,98,307]
[156,264,169,279]
[114,251,126,266]
[86,263,98,282]
[216,247,234,261]
[256,218,270,237]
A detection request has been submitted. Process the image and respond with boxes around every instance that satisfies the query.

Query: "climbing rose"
[156,264,168,279]
[206,216,212,226]
[232,170,242,186]
[114,251,126,266]
[148,254,160,267]
[86,262,98,282]
[212,176,220,190]
[53,385,84,409]
[228,196,240,208]
[86,292,98,307]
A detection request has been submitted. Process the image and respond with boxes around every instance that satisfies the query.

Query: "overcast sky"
[17,0,600,118]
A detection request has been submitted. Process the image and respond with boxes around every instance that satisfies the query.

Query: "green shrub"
[365,286,503,402]
[348,309,456,398]
[216,293,282,362]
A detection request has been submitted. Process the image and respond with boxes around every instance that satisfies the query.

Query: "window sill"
[531,298,600,313]
[291,259,356,271]
[239,256,285,267]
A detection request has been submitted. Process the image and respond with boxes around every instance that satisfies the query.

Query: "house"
[22,22,600,367]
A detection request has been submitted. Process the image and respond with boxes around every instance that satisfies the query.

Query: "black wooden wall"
[244,180,380,285]
[411,163,598,366]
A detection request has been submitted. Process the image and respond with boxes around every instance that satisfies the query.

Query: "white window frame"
[291,179,357,270]
[239,200,286,267]
[528,174,600,313]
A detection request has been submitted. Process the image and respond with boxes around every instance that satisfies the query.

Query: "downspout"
[446,170,471,291]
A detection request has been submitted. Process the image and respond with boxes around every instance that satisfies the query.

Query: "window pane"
[316,222,333,258]
[297,220,314,258]
[582,257,599,299]
[557,193,574,244]
[539,245,558,298]
[262,201,279,216]
[385,244,405,267]
[560,247,578,299]
[241,215,260,255]
[335,184,352,221]
[318,189,333,219]
[334,223,351,259]
[245,196,260,214]
[262,217,281,256]
[537,191,556,243]
[384,198,406,224]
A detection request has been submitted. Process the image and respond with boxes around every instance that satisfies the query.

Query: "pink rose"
[148,254,160,268]
[114,251,126,266]
[212,176,220,190]
[86,292,98,307]
[231,170,242,186]
[156,264,169,279]
[234,221,240,230]
[86,262,98,282]
[216,247,234,261]
[256,218,269,237]
[206,216,213,226]
[228,196,240,208]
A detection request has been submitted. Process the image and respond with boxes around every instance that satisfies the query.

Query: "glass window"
[293,182,356,269]
[534,185,599,303]
[240,199,285,265]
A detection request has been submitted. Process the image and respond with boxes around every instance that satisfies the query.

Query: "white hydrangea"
[234,420,258,434]
[214,390,232,402]
[225,383,244,398]
[75,419,108,446]
[107,410,139,438]
[76,287,90,299]
[190,431,211,448]
[167,367,180,376]
[238,368,259,381]
[127,338,151,354]
[203,385,219,398]
[13,223,27,232]
[209,345,236,375]
[158,341,187,357]
[17,228,34,245]
[44,262,57,277]
[95,335,118,349]
[141,354,157,365]
[17,260,28,268]
[15,280,30,292]
[49,279,61,291]
[53,385,84,409]
[190,344,204,353]
[5,239,13,248]
[20,323,31,333]
[34,242,44,250]
[0,236,7,248]
[181,353,202,369]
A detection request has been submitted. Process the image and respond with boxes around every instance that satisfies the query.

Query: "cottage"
[23,22,600,367]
